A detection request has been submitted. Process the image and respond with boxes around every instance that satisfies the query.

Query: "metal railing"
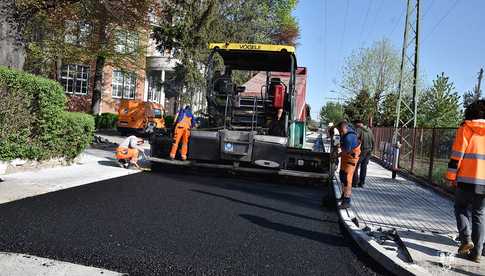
[372,127,457,188]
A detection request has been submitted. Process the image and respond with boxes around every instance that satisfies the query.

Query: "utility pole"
[476,68,483,95]
[391,0,420,177]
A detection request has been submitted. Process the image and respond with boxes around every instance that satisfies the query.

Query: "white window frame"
[60,64,90,95]
[114,30,139,54]
[112,69,137,99]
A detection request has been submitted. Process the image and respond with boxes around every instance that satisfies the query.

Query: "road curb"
[332,178,428,276]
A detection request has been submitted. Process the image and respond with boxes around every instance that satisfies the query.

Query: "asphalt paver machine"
[150,43,330,180]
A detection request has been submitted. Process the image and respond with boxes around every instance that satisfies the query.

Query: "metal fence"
[372,127,457,188]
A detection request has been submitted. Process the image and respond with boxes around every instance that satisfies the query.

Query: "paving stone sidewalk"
[335,160,485,276]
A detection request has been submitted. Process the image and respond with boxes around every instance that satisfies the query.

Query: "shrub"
[95,112,118,129]
[0,66,94,161]
[58,112,95,159]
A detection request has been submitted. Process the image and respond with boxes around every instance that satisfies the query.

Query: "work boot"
[339,197,351,209]
[458,241,474,256]
[466,252,480,263]
[358,181,365,188]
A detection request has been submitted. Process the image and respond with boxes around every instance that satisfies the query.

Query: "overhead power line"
[339,0,350,61]
[359,0,374,46]
[366,0,385,41]
[422,0,460,42]
[422,0,435,18]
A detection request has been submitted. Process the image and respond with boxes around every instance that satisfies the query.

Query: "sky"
[293,0,485,119]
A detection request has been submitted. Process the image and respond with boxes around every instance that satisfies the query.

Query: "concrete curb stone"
[332,178,429,276]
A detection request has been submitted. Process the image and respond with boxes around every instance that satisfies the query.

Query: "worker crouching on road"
[336,120,361,209]
[447,100,485,263]
[170,105,195,161]
[116,135,145,169]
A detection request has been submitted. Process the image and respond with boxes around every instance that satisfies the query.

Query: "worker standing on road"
[336,120,361,209]
[116,135,145,169]
[352,120,375,188]
[447,100,485,262]
[170,105,195,161]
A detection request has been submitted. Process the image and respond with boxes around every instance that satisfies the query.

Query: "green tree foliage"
[344,89,374,124]
[1,0,83,69]
[319,102,345,125]
[152,0,299,105]
[376,92,414,127]
[21,0,156,113]
[417,73,462,128]
[463,69,483,108]
[463,86,482,109]
[339,39,408,126]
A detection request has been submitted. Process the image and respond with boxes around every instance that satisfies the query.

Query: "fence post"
[410,128,417,173]
[428,128,436,183]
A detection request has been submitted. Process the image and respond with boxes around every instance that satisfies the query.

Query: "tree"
[344,89,374,124]
[463,85,482,109]
[21,0,156,114]
[417,73,462,128]
[0,0,81,69]
[152,0,299,106]
[463,68,483,108]
[339,39,405,126]
[376,92,414,127]
[319,101,345,125]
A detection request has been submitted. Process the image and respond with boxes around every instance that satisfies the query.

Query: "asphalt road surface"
[0,169,384,275]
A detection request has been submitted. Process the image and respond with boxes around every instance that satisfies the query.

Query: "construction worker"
[170,105,195,161]
[115,135,145,169]
[268,108,287,137]
[447,100,485,262]
[336,120,361,209]
[352,119,375,188]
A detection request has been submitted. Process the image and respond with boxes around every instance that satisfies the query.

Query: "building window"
[147,70,162,103]
[60,64,90,95]
[64,20,91,46]
[114,30,139,54]
[112,70,137,99]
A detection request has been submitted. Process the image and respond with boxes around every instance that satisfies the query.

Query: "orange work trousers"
[170,126,191,160]
[115,147,139,163]
[340,145,361,197]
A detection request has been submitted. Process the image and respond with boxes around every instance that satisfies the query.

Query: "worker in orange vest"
[447,100,485,262]
[169,106,195,161]
[336,120,361,209]
[115,135,145,169]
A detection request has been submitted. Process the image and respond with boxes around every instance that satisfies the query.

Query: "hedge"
[0,66,94,161]
[58,112,95,159]
[95,112,118,129]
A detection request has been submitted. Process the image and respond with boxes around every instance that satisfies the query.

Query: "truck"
[116,99,165,136]
[149,43,330,180]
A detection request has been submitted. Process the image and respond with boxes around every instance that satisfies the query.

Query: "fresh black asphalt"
[0,169,384,275]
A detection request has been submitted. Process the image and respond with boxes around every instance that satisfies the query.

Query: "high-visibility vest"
[446,120,485,185]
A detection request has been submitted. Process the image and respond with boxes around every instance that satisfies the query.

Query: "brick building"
[60,21,204,116]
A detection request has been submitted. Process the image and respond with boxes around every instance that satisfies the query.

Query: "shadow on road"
[153,168,326,212]
[97,160,122,168]
[191,189,336,224]
[240,214,345,247]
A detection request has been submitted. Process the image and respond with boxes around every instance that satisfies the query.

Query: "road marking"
[0,252,125,276]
